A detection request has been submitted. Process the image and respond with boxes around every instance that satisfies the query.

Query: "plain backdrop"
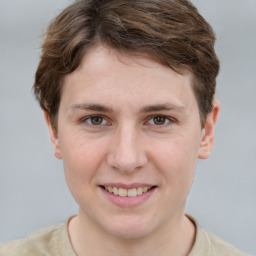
[0,0,255,254]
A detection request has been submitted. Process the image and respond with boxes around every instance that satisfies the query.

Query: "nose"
[106,124,148,173]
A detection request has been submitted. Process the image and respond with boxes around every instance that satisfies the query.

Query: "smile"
[103,186,152,197]
[99,184,157,207]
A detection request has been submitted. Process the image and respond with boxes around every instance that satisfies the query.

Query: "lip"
[99,184,157,208]
[100,183,155,189]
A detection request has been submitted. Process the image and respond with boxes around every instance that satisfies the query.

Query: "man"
[0,0,251,255]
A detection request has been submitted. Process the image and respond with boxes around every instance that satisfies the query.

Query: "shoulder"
[187,215,251,256]
[201,228,249,256]
[0,223,65,256]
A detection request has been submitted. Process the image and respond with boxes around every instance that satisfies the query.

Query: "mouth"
[99,184,157,207]
[100,185,157,197]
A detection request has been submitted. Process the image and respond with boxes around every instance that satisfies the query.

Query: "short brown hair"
[34,0,219,129]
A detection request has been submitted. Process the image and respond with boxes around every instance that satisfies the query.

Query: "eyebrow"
[141,103,186,113]
[70,103,186,114]
[70,103,113,113]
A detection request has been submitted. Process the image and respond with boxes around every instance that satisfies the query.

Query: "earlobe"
[198,100,220,159]
[43,111,62,159]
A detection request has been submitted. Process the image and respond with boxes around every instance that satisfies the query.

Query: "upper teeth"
[105,186,151,197]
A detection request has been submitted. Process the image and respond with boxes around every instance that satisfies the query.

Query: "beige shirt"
[0,217,250,256]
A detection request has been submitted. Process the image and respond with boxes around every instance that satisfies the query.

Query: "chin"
[103,216,155,239]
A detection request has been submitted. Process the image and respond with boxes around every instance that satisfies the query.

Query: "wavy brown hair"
[34,0,219,129]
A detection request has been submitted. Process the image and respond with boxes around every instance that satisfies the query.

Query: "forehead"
[61,45,197,113]
[73,45,190,81]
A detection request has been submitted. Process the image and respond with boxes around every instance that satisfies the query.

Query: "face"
[46,45,218,239]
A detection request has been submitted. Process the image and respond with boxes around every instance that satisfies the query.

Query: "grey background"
[0,0,255,254]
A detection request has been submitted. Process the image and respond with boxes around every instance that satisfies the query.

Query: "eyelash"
[80,115,110,128]
[146,115,174,127]
[80,115,175,128]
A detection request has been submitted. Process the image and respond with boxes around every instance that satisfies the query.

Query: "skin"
[45,45,219,256]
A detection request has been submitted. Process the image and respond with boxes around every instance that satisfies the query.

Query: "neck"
[68,211,196,256]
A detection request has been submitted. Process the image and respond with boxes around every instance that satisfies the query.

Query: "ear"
[198,100,220,159]
[44,111,62,159]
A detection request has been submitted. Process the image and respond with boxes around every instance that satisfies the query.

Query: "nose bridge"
[107,122,147,172]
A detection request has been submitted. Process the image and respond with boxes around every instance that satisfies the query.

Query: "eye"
[84,115,108,126]
[148,115,172,126]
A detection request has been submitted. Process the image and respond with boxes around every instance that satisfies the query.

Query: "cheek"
[150,135,199,189]
[152,135,199,168]
[59,131,108,188]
